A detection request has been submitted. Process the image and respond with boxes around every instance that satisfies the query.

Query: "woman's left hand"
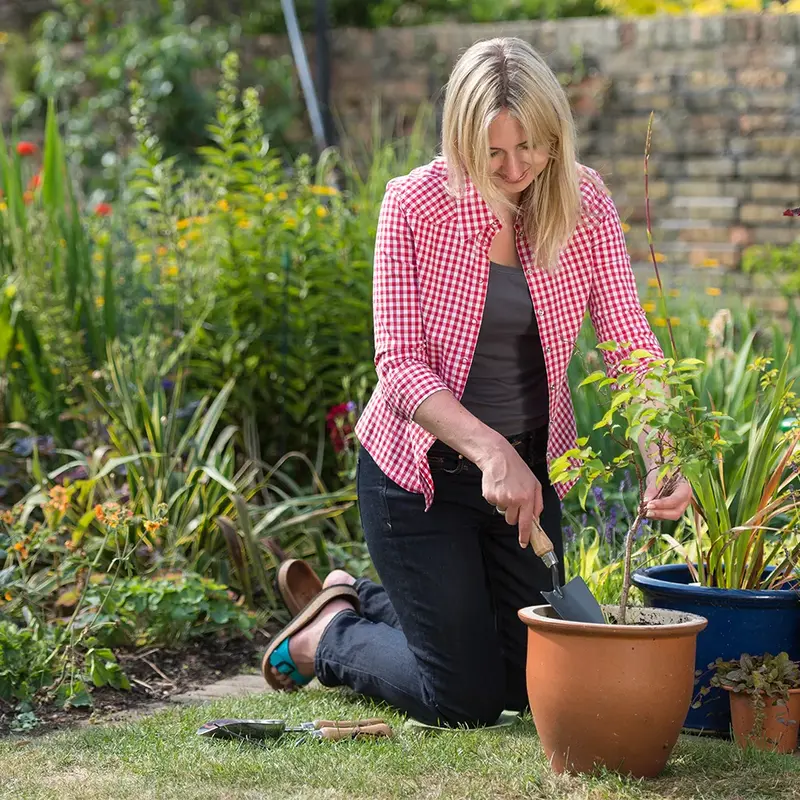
[643,472,693,521]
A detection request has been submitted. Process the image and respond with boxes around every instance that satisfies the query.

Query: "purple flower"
[605,504,618,544]
[620,471,630,495]
[592,486,607,515]
[346,400,356,413]
[581,513,588,530]
[634,520,652,540]
[564,525,575,544]
[161,378,175,392]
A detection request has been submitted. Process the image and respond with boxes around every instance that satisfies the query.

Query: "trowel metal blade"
[542,576,606,624]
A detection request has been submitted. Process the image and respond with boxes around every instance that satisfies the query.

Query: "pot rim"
[723,687,800,696]
[518,603,708,638]
[632,564,800,605]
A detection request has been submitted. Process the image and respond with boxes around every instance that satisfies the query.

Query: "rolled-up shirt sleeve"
[372,182,450,421]
[587,185,664,380]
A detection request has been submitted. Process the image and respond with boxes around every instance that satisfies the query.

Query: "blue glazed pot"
[632,564,800,734]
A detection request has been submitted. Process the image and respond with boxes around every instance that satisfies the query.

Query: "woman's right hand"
[476,442,543,549]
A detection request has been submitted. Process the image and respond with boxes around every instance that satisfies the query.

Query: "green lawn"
[1,688,799,800]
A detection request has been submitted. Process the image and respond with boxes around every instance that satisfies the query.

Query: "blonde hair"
[441,37,583,273]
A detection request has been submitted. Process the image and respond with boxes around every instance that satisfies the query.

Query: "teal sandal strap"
[269,637,312,686]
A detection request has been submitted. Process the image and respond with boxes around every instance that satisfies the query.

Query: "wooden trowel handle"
[530,517,557,567]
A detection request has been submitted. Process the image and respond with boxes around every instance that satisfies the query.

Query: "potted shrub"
[632,357,800,734]
[519,347,716,778]
[710,652,800,753]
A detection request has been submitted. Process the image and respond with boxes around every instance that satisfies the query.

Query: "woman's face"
[487,109,550,200]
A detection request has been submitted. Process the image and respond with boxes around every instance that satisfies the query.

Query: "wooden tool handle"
[529,517,556,559]
[317,723,393,741]
[313,718,386,729]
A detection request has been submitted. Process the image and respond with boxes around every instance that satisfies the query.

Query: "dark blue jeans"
[314,427,563,727]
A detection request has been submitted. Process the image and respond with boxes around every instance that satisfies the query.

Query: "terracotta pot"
[727,688,800,753]
[518,604,708,778]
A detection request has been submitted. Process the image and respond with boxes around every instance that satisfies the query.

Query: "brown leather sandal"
[261,584,360,692]
[276,559,324,617]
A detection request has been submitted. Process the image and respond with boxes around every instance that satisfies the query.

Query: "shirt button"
[549,383,556,390]
[462,358,469,364]
[526,269,533,276]
[538,310,544,317]
[545,345,551,353]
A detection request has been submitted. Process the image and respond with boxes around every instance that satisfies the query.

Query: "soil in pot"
[518,604,707,779]
[727,688,800,754]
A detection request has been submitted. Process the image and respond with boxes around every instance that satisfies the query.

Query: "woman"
[262,37,692,727]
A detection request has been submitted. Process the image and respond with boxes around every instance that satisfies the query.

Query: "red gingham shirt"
[355,157,663,511]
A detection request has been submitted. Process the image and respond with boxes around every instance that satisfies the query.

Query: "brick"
[745,91,797,110]
[686,158,736,178]
[739,114,788,134]
[677,226,738,244]
[736,68,789,89]
[738,158,791,178]
[751,226,800,245]
[689,70,731,90]
[740,203,793,224]
[671,180,722,197]
[753,137,800,157]
[751,181,800,200]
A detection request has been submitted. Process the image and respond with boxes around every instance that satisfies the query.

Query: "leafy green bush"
[0,620,57,705]
[76,573,253,648]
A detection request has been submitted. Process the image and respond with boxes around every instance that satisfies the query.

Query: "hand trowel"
[529,517,606,624]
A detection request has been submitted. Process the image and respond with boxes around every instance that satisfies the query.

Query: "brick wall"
[252,13,800,279]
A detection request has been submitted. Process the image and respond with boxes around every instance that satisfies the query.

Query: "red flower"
[784,207,800,217]
[27,173,41,191]
[325,401,356,454]
[94,202,112,217]
[16,141,37,157]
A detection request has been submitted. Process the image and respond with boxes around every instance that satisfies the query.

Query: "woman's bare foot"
[270,597,354,690]
[323,569,356,589]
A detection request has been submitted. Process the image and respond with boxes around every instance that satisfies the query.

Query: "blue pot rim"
[632,564,800,607]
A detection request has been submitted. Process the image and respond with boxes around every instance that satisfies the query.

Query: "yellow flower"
[621,222,631,233]
[284,216,297,230]
[178,238,188,250]
[3,592,11,602]
[705,287,722,297]
[176,218,192,230]
[95,296,105,308]
[10,361,20,369]
[654,253,667,263]
[669,317,681,326]
[217,199,229,212]
[310,184,339,197]
[278,191,288,201]
[4,285,15,298]
[137,252,152,264]
[237,218,252,229]
[701,258,719,268]
[653,317,667,327]
[0,202,8,212]
[166,266,179,278]
[315,206,328,218]
[647,278,660,288]
[14,342,23,351]
[92,251,104,263]
[669,289,680,298]
[642,302,656,313]
[50,366,60,375]
[59,238,66,248]
[264,192,275,202]
[700,317,709,326]
[157,245,169,257]
[193,215,209,225]
[187,229,201,241]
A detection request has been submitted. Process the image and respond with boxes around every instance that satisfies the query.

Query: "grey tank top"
[459,262,549,436]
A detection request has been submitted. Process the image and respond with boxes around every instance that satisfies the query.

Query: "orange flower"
[16,141,36,157]
[27,173,41,191]
[23,191,34,205]
[1,510,14,525]
[144,519,160,534]
[94,504,105,522]
[46,485,70,514]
